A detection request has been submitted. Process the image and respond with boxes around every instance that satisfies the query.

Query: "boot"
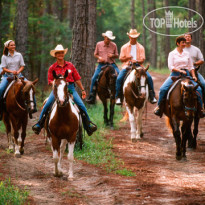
[32,114,47,135]
[80,110,97,136]
[149,90,157,104]
[116,98,122,105]
[86,93,96,104]
[154,103,163,118]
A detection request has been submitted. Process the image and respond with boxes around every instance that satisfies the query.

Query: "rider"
[115,29,157,105]
[0,40,37,120]
[32,44,97,136]
[184,33,205,99]
[154,35,205,117]
[86,31,120,104]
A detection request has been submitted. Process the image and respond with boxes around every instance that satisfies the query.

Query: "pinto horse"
[3,77,38,157]
[123,63,149,141]
[164,77,198,160]
[44,70,79,178]
[97,64,117,129]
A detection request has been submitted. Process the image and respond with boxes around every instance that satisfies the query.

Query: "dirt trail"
[1,72,205,205]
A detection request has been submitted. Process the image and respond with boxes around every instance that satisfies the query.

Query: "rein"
[13,82,26,111]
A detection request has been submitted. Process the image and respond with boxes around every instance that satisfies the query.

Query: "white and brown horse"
[45,70,79,178]
[3,77,38,157]
[123,64,149,141]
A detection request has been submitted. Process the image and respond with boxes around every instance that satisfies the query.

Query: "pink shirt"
[94,41,118,64]
[119,42,145,68]
[168,48,194,71]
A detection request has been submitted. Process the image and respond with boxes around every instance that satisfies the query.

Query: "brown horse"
[164,77,199,160]
[44,70,79,178]
[97,64,118,129]
[3,77,38,157]
[123,63,149,141]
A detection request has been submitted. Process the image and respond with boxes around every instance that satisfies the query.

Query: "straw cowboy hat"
[102,31,115,40]
[50,44,68,57]
[127,29,140,38]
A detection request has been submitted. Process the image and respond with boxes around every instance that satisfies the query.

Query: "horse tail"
[165,116,172,132]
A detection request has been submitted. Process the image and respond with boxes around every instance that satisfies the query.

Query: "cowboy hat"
[102,31,115,40]
[50,44,68,57]
[127,29,140,38]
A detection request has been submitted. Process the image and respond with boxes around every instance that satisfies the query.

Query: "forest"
[0,0,204,93]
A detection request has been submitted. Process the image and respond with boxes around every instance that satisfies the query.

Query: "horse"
[97,64,118,129]
[123,63,149,141]
[164,77,199,160]
[44,70,79,178]
[3,76,38,157]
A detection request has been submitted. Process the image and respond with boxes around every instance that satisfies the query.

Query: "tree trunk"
[198,0,205,77]
[71,0,96,93]
[164,0,170,66]
[131,0,135,28]
[15,0,29,78]
[142,0,148,61]
[69,0,75,29]
[189,0,198,46]
[148,0,157,68]
[54,0,63,22]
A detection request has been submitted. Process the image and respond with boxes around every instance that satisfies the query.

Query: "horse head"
[105,65,117,92]
[133,65,149,98]
[52,70,69,107]
[20,78,38,114]
[181,79,198,119]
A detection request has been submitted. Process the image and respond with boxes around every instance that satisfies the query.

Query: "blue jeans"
[158,71,203,106]
[115,69,155,98]
[89,63,120,94]
[39,83,90,122]
[197,72,205,93]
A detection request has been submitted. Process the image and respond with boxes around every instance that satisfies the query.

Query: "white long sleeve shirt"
[168,48,194,71]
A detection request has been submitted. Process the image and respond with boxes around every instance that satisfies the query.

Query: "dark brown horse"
[45,70,79,178]
[164,77,199,160]
[123,63,149,141]
[97,64,117,129]
[3,77,38,157]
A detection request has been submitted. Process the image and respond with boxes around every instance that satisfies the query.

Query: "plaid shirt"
[47,61,81,85]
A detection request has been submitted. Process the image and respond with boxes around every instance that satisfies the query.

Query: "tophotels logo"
[143,6,204,36]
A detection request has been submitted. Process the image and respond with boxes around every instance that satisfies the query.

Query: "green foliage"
[0,178,29,205]
[75,102,136,176]
[0,122,5,133]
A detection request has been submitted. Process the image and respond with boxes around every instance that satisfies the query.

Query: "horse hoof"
[15,153,21,158]
[176,155,182,161]
[54,173,63,178]
[20,149,24,155]
[131,138,138,143]
[140,133,144,138]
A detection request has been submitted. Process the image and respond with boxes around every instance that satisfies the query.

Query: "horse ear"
[52,70,57,79]
[64,70,68,79]
[194,84,199,91]
[32,78,39,85]
[20,78,26,86]
[144,64,149,72]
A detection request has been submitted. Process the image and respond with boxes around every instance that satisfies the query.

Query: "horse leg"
[20,117,28,155]
[136,108,144,138]
[126,105,136,141]
[109,98,115,129]
[192,116,199,149]
[67,141,75,179]
[58,139,67,175]
[102,100,109,126]
[171,118,182,160]
[52,136,61,177]
[3,115,13,152]
[181,122,188,159]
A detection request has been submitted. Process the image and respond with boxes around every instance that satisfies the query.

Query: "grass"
[75,102,136,176]
[0,178,29,205]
